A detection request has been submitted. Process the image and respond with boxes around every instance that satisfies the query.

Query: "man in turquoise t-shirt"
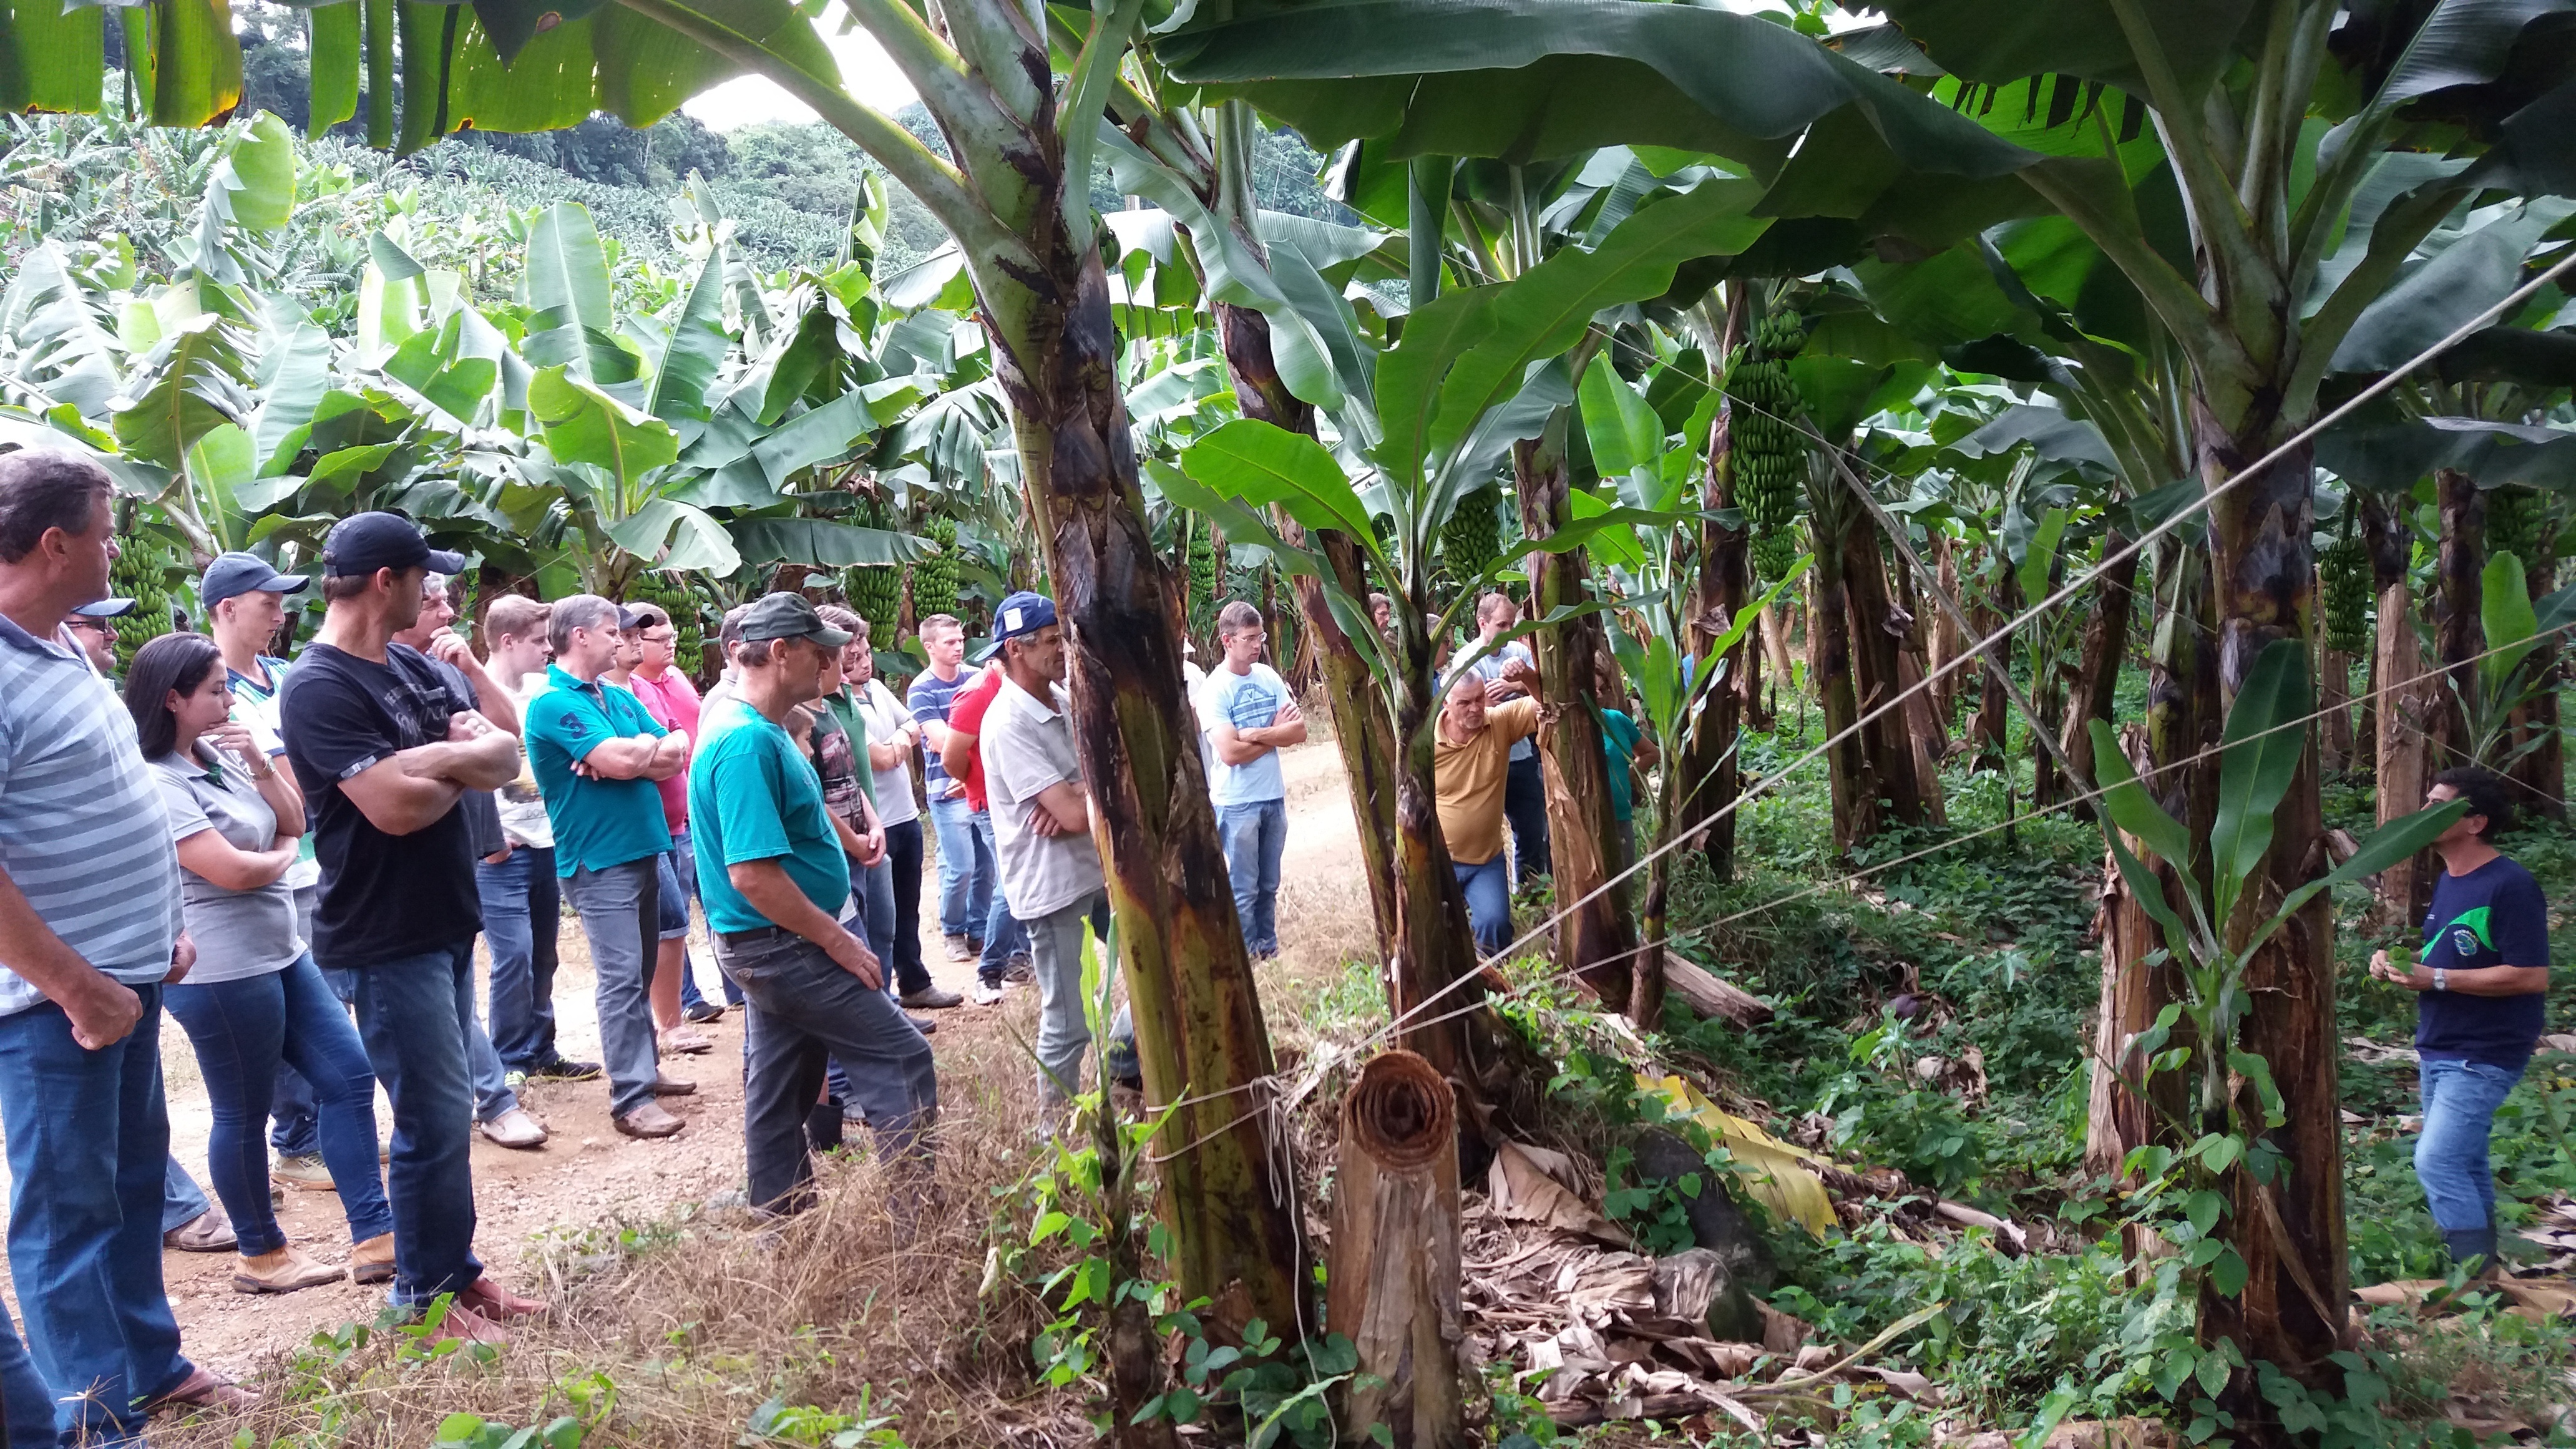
[522,595,690,1141]
[692,592,936,1218]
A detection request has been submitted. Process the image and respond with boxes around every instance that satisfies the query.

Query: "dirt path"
[0,741,1368,1380]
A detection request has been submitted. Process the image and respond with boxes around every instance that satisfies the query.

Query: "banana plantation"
[11,0,2576,1445]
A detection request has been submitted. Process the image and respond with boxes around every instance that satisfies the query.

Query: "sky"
[681,27,920,129]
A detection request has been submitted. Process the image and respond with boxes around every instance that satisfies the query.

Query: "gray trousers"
[714,926,937,1216]
[564,857,664,1120]
[1027,890,1112,1105]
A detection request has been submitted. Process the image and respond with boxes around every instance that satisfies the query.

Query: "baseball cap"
[69,597,135,620]
[737,592,852,649]
[322,512,466,579]
[972,591,1059,663]
[200,551,310,609]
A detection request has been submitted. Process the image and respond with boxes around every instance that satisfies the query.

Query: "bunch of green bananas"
[2486,485,2545,570]
[1440,487,1502,588]
[2321,531,2371,655]
[848,564,902,646]
[110,529,171,671]
[917,517,962,622]
[1729,309,1808,583]
[1187,512,1219,628]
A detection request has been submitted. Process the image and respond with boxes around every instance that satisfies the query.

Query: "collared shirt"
[690,697,851,933]
[906,665,974,799]
[983,676,1105,920]
[494,673,555,849]
[225,651,322,892]
[522,663,674,877]
[626,665,701,834]
[0,613,181,1013]
[1196,662,1290,806]
[853,678,920,828]
[1433,698,1539,866]
[150,741,302,984]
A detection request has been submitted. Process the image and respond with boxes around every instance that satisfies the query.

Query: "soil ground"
[0,739,1370,1381]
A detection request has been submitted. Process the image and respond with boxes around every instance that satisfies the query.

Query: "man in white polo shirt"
[979,592,1111,1106]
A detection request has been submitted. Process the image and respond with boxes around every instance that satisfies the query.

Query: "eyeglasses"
[1227,632,1268,645]
[66,617,110,633]
[638,632,676,645]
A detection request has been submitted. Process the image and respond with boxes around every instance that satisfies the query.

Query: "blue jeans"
[163,1154,209,1233]
[927,792,991,941]
[2417,1056,2526,1234]
[348,942,487,1308]
[715,927,937,1216]
[167,954,394,1257]
[666,831,724,1011]
[972,811,1030,983]
[1218,798,1288,956]
[477,844,562,1072]
[275,955,514,1151]
[0,987,190,1444]
[1503,751,1551,886]
[564,859,665,1120]
[1455,853,1511,957]
[857,852,897,998]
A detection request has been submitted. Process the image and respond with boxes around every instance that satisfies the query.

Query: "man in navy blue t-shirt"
[2369,767,2552,1274]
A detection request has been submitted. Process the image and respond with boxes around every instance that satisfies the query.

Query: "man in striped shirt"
[0,451,250,1442]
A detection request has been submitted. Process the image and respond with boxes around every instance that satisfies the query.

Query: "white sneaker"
[970,980,1005,1007]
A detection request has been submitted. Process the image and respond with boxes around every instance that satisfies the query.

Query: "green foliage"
[1435,484,1502,602]
[1817,1019,1986,1198]
[431,1411,584,1449]
[109,525,175,669]
[1729,307,1807,583]
[2322,529,2372,655]
[741,1390,907,1448]
[847,564,902,645]
[915,517,962,625]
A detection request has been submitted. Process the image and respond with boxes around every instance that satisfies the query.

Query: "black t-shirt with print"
[2417,854,2552,1068]
[279,643,482,968]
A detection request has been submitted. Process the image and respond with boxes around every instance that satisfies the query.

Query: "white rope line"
[1372,246,2576,1045]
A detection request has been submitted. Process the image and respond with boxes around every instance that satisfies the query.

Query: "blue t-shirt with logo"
[690,698,852,933]
[522,665,674,877]
[1198,663,1290,806]
[2417,854,2552,1068]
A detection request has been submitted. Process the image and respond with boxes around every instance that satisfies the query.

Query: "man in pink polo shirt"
[625,602,728,1032]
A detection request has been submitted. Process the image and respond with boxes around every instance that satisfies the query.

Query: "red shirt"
[625,666,702,832]
[949,665,1006,814]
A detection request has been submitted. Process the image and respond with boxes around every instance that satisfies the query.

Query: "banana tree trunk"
[1972,565,2017,774]
[2085,543,2214,1185]
[2198,419,2345,1390]
[1809,490,1880,852]
[2318,648,2356,775]
[2058,532,2139,799]
[1930,533,1963,725]
[2434,467,2486,770]
[1834,485,1938,827]
[1214,300,1403,961]
[1390,617,1494,1110]
[1513,423,1636,1010]
[1678,306,1750,886]
[2511,551,2565,818]
[982,227,1305,1344]
[2367,492,2436,931]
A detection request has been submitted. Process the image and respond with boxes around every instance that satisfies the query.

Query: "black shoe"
[806,1100,846,1153]
[2446,1226,2501,1278]
[907,1012,937,1036]
[529,1056,603,1082]
[682,1000,726,1024]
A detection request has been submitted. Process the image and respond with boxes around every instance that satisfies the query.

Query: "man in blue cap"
[977,592,1111,1107]
[62,595,132,676]
[277,512,543,1342]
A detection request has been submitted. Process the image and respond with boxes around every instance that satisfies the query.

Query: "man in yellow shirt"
[1435,656,1544,955]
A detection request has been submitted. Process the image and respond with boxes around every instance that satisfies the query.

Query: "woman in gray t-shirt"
[124,635,394,1296]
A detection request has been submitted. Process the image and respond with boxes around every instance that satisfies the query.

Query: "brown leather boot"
[349,1232,396,1286]
[234,1245,344,1295]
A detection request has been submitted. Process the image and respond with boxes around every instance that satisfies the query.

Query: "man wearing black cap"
[62,594,132,675]
[276,512,544,1342]
[690,593,935,1217]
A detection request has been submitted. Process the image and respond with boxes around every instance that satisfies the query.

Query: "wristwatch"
[2433,967,2450,992]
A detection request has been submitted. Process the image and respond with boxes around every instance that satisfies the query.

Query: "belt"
[716,925,796,947]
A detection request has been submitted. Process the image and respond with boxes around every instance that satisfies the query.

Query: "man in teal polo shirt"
[693,593,936,1217]
[523,594,693,1140]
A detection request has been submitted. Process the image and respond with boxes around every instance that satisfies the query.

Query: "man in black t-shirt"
[2369,766,2553,1274]
[278,514,545,1342]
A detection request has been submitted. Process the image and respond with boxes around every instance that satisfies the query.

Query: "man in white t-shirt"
[477,595,598,1085]
[1196,602,1304,960]
[980,592,1110,1106]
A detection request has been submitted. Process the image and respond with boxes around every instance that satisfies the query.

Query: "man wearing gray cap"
[691,593,935,1217]
[278,512,542,1342]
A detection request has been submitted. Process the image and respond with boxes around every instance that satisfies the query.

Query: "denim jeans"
[477,844,561,1072]
[1217,798,1288,956]
[972,811,1030,983]
[167,953,394,1257]
[0,988,192,1444]
[927,792,991,941]
[2417,1056,2527,1234]
[1455,853,1511,957]
[857,852,897,995]
[883,819,929,997]
[347,942,486,1308]
[1502,752,1551,885]
[0,1296,53,1449]
[163,1154,209,1233]
[564,858,665,1120]
[715,927,937,1215]
[667,831,721,1012]
[1027,892,1113,1105]
[274,954,512,1153]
